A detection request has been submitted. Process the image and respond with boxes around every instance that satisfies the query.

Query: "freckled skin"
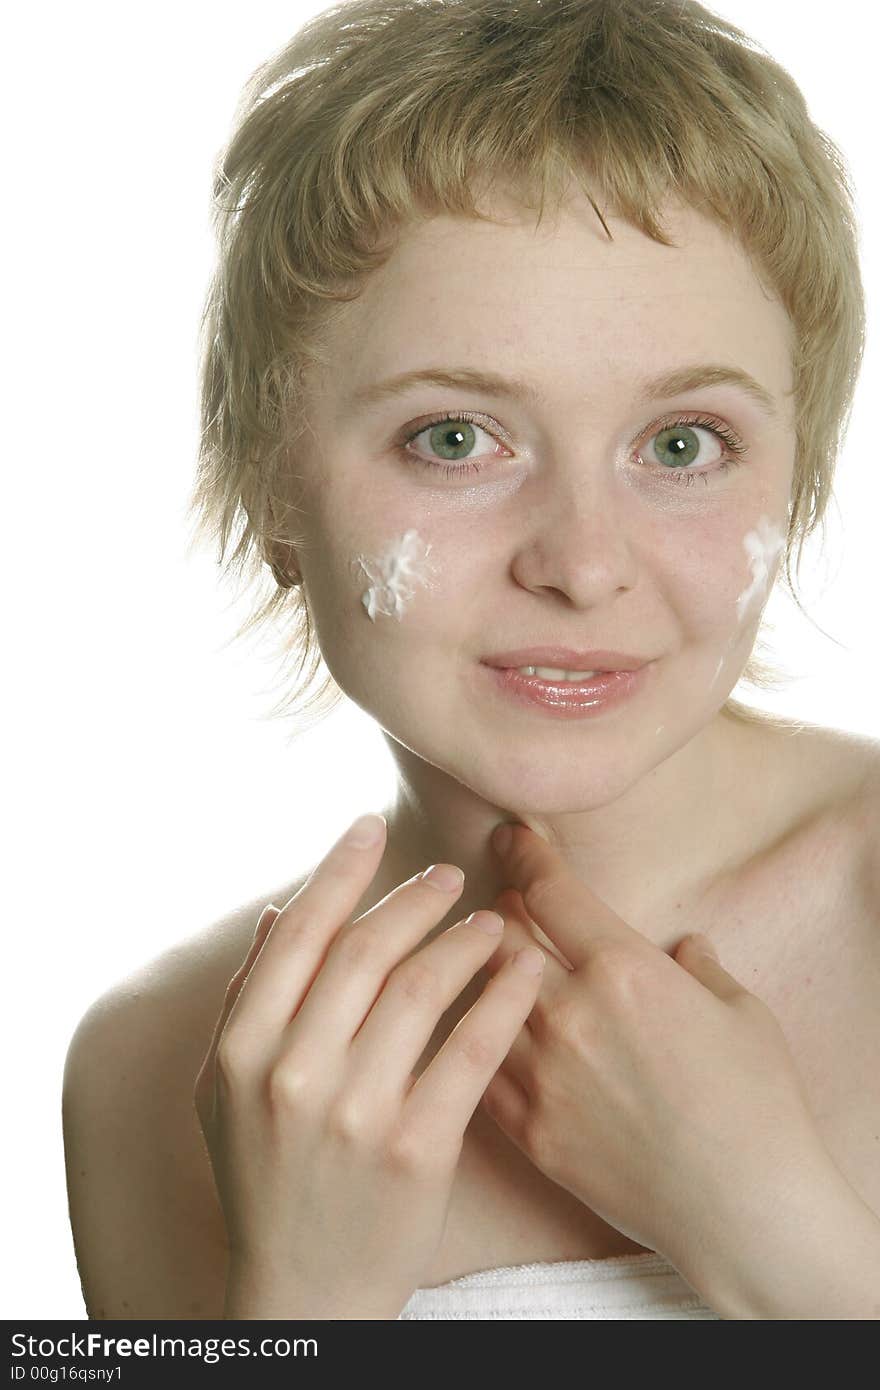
[288,185,797,925]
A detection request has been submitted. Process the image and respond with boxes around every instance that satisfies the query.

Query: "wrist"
[224,1263,404,1320]
[669,1158,880,1319]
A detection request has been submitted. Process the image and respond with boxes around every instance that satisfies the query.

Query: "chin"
[453,740,651,815]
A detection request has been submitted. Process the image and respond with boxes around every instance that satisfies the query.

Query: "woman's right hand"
[193,812,546,1320]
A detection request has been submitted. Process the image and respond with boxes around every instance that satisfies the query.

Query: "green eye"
[653,423,703,469]
[424,419,477,461]
[397,408,748,484]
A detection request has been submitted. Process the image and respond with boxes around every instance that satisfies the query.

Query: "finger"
[493,822,647,968]
[246,898,283,963]
[228,901,284,1003]
[488,1021,534,1089]
[194,902,280,1114]
[675,933,745,1002]
[480,1065,530,1136]
[401,946,546,1153]
[481,889,573,981]
[224,813,389,1050]
[281,862,468,1056]
[344,910,509,1110]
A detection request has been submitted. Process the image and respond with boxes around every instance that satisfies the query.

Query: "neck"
[377,707,763,952]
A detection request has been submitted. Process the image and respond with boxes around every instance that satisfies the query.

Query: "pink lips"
[481,647,650,672]
[484,663,651,719]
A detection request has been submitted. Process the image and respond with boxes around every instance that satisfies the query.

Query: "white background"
[3,1,876,1318]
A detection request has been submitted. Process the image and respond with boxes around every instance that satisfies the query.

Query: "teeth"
[516,666,600,680]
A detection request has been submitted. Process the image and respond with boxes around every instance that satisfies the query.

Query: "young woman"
[63,0,880,1320]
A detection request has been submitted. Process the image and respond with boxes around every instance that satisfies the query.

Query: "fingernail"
[345,813,386,847]
[465,910,504,935]
[513,947,545,975]
[420,863,465,892]
[493,824,513,855]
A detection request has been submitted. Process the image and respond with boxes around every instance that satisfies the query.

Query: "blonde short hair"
[185,0,865,739]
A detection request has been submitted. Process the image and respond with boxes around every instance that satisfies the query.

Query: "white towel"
[398,1251,722,1319]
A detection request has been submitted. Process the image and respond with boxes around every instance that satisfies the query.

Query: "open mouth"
[483,662,652,718]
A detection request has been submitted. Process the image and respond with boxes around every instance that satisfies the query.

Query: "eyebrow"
[348,362,779,421]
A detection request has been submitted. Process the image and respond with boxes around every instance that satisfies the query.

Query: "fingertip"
[345,812,387,847]
[513,946,546,976]
[492,823,514,856]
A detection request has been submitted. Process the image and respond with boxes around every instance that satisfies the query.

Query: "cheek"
[732,515,788,623]
[340,505,488,630]
[304,517,453,699]
[351,527,438,621]
[664,510,786,635]
[707,513,787,689]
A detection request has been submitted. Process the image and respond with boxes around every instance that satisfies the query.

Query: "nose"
[509,484,640,608]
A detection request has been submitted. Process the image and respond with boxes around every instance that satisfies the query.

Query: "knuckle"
[273,909,313,948]
[583,941,640,995]
[453,1029,496,1071]
[335,922,385,970]
[214,1038,251,1091]
[387,1124,453,1177]
[266,1060,312,1112]
[270,905,321,950]
[326,1096,371,1145]
[392,956,441,1009]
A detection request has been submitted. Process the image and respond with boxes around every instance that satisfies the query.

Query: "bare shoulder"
[783,716,880,864]
[833,724,880,926]
[784,718,880,1203]
[742,707,880,843]
[718,709,880,975]
[62,869,308,1320]
[769,712,880,903]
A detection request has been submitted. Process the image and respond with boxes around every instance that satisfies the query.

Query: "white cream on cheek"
[708,512,786,690]
[734,515,787,622]
[352,527,437,621]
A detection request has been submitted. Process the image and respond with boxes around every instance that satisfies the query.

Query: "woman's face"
[291,188,796,812]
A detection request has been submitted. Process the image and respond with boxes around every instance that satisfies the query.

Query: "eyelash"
[395,409,749,485]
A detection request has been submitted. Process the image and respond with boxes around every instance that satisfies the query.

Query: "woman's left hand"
[480,822,837,1271]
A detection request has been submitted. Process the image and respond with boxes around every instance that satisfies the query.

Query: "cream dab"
[735,515,786,622]
[709,513,786,690]
[353,528,436,621]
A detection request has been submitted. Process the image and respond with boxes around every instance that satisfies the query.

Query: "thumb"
[676,932,743,1002]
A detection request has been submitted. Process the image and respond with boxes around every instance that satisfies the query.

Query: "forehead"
[314,189,794,412]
